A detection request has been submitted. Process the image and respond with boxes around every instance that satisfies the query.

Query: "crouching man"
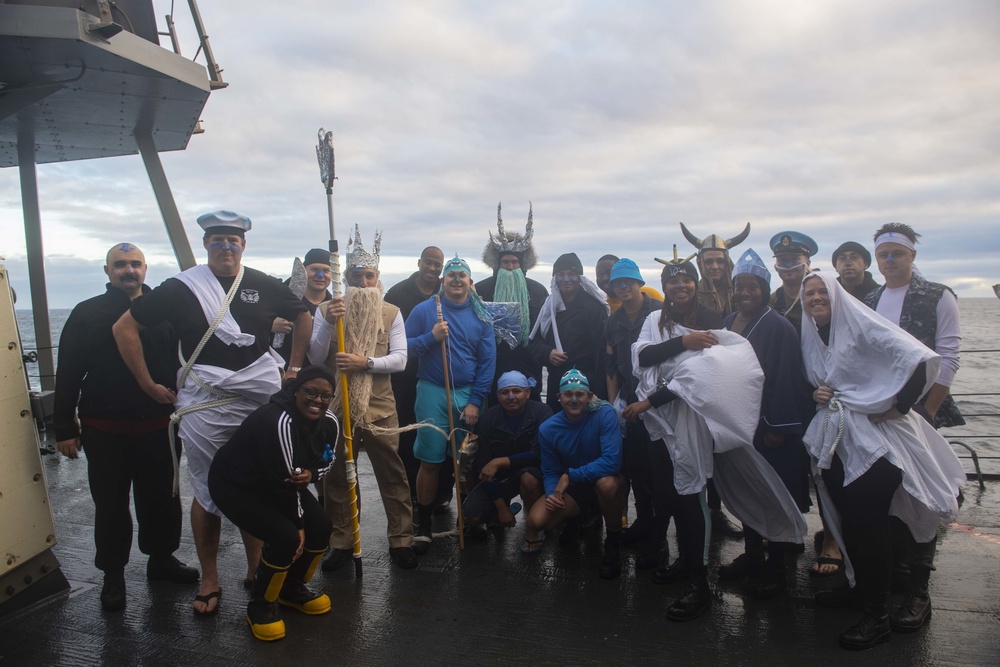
[522,368,624,579]
[463,371,552,538]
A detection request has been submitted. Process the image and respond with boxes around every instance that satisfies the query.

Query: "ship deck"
[2,435,998,666]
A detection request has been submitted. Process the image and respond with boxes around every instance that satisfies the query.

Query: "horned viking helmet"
[679,222,751,253]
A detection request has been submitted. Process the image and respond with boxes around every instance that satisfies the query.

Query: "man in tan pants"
[308,226,418,570]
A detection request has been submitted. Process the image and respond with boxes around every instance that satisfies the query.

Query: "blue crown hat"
[559,367,590,393]
[769,231,818,258]
[197,210,252,234]
[610,258,645,286]
[732,248,771,284]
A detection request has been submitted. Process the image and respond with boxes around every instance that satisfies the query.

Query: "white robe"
[800,273,965,550]
[173,265,282,515]
[633,316,807,543]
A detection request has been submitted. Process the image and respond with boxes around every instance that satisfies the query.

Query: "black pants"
[649,439,709,570]
[624,421,667,535]
[81,424,182,573]
[210,476,332,568]
[822,454,902,599]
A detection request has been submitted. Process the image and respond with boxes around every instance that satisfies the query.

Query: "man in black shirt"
[55,243,198,612]
[114,211,310,615]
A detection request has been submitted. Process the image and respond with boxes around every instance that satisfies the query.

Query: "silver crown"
[347,224,381,270]
[488,202,534,254]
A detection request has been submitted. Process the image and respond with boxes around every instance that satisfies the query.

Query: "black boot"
[666,566,711,622]
[717,552,763,582]
[247,559,289,641]
[839,594,891,650]
[890,568,932,632]
[599,531,622,579]
[279,548,331,615]
[412,503,433,555]
[751,547,786,600]
[100,570,126,612]
[652,559,688,585]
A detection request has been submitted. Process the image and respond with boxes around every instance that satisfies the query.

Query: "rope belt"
[820,397,846,460]
[168,266,245,496]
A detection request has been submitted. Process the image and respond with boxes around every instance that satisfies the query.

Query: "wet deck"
[2,437,999,666]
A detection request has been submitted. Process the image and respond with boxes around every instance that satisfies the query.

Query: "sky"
[2,0,999,309]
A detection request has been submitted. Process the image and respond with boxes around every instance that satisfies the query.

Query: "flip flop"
[193,588,222,615]
[520,531,546,554]
[509,502,522,517]
[809,555,843,577]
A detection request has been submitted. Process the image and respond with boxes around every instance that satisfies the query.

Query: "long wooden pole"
[435,296,465,550]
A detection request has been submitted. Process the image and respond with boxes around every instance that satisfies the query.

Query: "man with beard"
[114,211,311,615]
[679,222,752,318]
[309,226,418,570]
[768,230,819,333]
[474,203,549,402]
[271,248,333,368]
[595,254,663,313]
[529,252,609,410]
[55,243,197,612]
[832,241,880,301]
[405,256,496,554]
[385,246,445,505]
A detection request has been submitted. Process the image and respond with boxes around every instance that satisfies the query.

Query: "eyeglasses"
[301,387,334,402]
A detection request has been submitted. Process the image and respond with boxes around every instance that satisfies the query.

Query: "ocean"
[15,297,1000,474]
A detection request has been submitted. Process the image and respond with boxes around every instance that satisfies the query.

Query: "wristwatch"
[365,358,375,370]
[287,366,302,373]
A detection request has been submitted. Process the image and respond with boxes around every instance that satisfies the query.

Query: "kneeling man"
[463,371,552,536]
[523,368,624,579]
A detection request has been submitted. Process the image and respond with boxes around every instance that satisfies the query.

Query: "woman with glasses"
[209,366,338,642]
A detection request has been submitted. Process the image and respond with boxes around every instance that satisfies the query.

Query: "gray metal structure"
[0,0,224,389]
[0,0,223,618]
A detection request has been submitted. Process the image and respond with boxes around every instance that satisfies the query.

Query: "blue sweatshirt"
[405,296,496,408]
[537,404,622,495]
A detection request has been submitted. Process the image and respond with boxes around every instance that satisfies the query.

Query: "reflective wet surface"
[3,438,999,666]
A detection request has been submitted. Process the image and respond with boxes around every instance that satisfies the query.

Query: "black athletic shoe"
[147,555,199,583]
[717,552,763,582]
[101,572,126,612]
[320,548,352,572]
[389,547,419,570]
[890,590,931,632]
[666,574,711,622]
[839,610,891,650]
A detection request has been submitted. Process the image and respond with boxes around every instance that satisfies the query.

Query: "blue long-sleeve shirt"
[405,296,496,408]
[537,404,622,495]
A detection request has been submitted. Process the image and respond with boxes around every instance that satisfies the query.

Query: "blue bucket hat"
[609,258,645,286]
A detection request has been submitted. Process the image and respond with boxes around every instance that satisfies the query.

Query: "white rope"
[168,266,246,496]
[820,397,846,458]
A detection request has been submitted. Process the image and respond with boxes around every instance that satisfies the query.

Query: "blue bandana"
[497,371,536,390]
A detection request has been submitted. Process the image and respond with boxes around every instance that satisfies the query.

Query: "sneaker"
[666,575,711,622]
[839,610,891,650]
[147,554,199,583]
[320,548,352,572]
[389,546,419,570]
[100,571,126,612]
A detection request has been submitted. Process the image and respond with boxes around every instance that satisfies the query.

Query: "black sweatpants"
[209,475,332,568]
[649,439,710,570]
[81,424,182,573]
[822,454,902,600]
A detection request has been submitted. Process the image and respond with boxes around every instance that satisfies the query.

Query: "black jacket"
[210,388,338,528]
[53,284,177,441]
[473,399,552,480]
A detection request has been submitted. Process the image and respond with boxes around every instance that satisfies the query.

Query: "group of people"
[51,204,966,650]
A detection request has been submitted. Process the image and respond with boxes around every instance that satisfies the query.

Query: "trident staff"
[316,128,362,578]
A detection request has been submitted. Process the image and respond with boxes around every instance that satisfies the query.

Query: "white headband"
[874,232,916,252]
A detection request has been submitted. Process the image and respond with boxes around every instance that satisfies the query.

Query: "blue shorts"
[413,379,473,464]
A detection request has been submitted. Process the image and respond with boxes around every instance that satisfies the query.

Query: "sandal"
[193,588,222,615]
[809,555,843,577]
[520,531,546,554]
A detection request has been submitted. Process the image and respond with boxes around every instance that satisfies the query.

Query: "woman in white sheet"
[800,272,964,651]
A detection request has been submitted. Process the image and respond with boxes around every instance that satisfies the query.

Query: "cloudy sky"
[2,0,999,308]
